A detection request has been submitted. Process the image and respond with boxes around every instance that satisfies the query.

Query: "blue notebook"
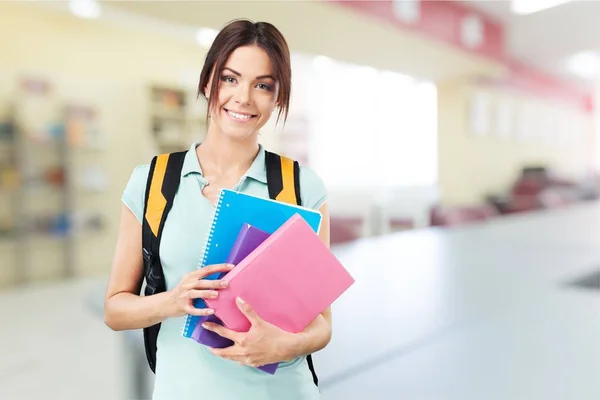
[181,188,323,338]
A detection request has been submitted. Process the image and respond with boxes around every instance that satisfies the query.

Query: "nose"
[234,83,251,105]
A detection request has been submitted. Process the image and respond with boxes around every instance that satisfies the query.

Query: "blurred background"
[1,1,599,399]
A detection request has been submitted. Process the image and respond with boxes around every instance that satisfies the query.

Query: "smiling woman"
[198,20,291,128]
[104,18,331,400]
[202,47,280,140]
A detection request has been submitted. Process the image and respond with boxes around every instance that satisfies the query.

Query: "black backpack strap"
[264,150,302,206]
[141,150,186,373]
[265,151,320,387]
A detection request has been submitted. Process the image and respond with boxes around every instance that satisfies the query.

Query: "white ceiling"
[89,0,505,82]
[101,0,600,88]
[29,0,600,89]
[463,0,600,86]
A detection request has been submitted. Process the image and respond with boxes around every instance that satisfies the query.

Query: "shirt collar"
[181,142,267,184]
[181,142,203,177]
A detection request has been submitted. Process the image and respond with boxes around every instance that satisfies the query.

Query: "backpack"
[141,149,318,386]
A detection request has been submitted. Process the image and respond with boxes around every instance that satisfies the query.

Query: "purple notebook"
[191,223,278,374]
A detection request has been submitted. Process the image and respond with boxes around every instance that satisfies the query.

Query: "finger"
[192,279,229,290]
[210,349,257,367]
[199,263,235,279]
[209,347,232,359]
[187,289,219,300]
[209,346,247,363]
[202,321,242,343]
[185,264,234,280]
[184,304,215,317]
[236,297,260,325]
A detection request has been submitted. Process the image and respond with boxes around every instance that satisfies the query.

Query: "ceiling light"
[195,27,218,48]
[511,0,572,15]
[68,0,101,19]
[566,51,600,79]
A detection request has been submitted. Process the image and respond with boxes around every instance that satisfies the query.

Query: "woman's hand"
[202,297,303,367]
[163,263,235,318]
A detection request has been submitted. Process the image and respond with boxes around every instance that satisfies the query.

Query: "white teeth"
[227,110,253,120]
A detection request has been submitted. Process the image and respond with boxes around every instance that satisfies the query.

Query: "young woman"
[104,19,331,399]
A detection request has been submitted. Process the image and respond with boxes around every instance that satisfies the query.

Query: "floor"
[2,202,600,400]
[314,203,600,400]
[0,278,124,400]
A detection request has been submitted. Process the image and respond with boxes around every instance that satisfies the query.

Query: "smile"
[224,108,257,121]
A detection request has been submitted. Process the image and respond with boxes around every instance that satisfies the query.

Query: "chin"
[210,120,254,141]
[221,129,256,141]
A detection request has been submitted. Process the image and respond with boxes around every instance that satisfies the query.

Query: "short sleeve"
[121,164,150,224]
[299,165,328,210]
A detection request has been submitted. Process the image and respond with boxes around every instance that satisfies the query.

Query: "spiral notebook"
[181,189,322,338]
[205,213,355,334]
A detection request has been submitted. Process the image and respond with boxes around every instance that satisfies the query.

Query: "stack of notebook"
[191,223,276,373]
[181,189,323,339]
[184,189,355,375]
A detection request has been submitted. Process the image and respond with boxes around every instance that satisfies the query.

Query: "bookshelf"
[149,85,207,154]
[0,76,109,287]
[0,98,19,286]
[0,101,17,237]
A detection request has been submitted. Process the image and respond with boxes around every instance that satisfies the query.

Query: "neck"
[196,124,260,176]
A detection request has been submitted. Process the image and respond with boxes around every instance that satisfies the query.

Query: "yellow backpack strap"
[144,153,169,237]
[143,151,187,240]
[264,150,301,206]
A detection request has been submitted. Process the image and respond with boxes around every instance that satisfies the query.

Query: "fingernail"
[202,323,208,328]
[206,309,214,314]
[220,281,228,287]
[211,291,219,298]
[236,297,245,305]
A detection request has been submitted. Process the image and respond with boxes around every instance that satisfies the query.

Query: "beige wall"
[0,3,220,285]
[437,79,596,205]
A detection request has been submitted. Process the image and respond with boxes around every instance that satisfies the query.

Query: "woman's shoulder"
[130,163,152,180]
[121,163,151,223]
[297,164,327,210]
[124,163,152,194]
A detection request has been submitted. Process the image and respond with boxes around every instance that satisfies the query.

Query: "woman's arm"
[104,205,232,331]
[104,205,171,331]
[289,309,332,359]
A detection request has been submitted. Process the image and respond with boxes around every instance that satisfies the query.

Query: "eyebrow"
[223,67,275,81]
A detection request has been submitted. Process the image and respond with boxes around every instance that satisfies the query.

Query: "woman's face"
[206,45,279,141]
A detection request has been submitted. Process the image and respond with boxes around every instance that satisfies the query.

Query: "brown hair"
[198,19,292,125]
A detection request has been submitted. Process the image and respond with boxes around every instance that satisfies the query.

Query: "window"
[305,55,438,188]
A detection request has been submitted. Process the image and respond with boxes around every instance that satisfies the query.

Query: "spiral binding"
[181,189,226,338]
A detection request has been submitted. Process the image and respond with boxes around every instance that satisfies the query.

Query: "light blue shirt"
[122,142,327,400]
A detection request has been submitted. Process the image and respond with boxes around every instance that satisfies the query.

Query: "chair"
[329,216,363,245]
[389,217,414,232]
[429,204,498,227]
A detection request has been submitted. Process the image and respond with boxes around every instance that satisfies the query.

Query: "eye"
[256,82,273,91]
[220,76,236,84]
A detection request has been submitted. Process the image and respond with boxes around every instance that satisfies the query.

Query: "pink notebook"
[205,213,355,334]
